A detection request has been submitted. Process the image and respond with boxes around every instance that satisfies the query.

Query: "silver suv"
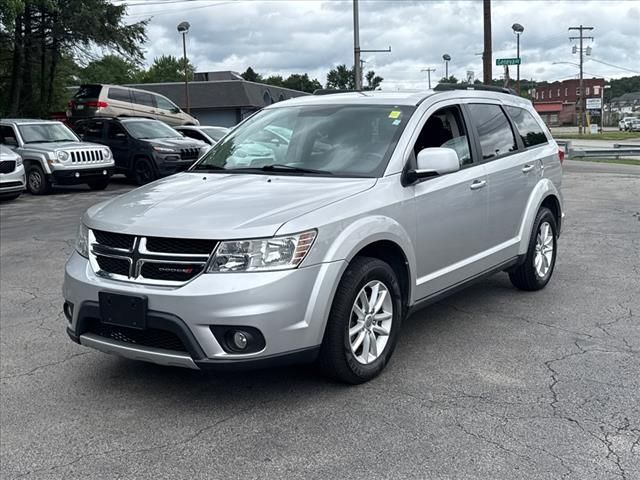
[64,86,563,383]
[0,119,115,194]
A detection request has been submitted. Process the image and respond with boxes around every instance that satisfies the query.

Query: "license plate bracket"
[99,292,147,330]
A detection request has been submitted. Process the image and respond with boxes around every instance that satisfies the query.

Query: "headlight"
[152,146,177,153]
[57,150,69,161]
[102,147,111,159]
[75,223,89,258]
[207,230,316,273]
[15,156,23,167]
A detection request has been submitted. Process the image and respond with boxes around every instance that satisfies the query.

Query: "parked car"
[618,117,637,131]
[0,119,114,194]
[67,84,200,127]
[627,118,640,132]
[74,117,208,185]
[64,86,563,384]
[0,145,26,200]
[175,125,230,145]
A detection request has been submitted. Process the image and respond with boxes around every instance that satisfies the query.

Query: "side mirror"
[4,137,18,147]
[115,132,127,142]
[405,147,460,184]
[171,107,181,114]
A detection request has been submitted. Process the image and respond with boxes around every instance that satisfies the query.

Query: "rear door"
[130,90,159,121]
[105,122,131,170]
[466,102,538,262]
[105,87,134,118]
[411,102,490,300]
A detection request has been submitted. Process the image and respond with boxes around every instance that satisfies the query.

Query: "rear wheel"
[133,158,157,185]
[88,178,109,191]
[318,257,403,384]
[509,207,558,291]
[26,164,51,195]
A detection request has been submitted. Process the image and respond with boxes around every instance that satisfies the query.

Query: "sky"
[116,0,640,89]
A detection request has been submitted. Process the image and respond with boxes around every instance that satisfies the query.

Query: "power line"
[568,24,594,135]
[588,58,640,75]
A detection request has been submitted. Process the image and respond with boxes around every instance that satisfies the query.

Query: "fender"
[517,178,563,255]
[21,153,52,174]
[319,215,417,304]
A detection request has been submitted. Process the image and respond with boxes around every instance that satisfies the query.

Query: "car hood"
[84,172,377,239]
[145,137,207,149]
[19,141,107,153]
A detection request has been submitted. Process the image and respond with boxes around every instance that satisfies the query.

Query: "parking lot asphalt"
[1,168,639,480]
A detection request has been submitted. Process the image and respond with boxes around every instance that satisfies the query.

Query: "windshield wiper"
[237,164,332,175]
[190,164,226,172]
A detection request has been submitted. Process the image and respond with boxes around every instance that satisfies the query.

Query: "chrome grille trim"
[88,230,216,286]
[70,149,106,163]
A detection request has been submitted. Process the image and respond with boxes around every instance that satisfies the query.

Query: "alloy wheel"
[534,221,554,278]
[349,280,393,365]
[28,170,42,192]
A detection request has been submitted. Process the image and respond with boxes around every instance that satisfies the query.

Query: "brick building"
[532,78,605,126]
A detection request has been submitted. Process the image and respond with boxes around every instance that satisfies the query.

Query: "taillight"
[558,149,565,164]
[84,101,108,108]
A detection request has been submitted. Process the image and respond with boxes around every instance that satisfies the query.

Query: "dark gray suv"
[74,117,207,185]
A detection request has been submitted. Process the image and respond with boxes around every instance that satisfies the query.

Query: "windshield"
[200,127,229,142]
[124,120,182,139]
[18,123,78,144]
[192,104,414,177]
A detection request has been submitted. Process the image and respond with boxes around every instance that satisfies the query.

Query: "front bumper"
[155,156,198,176]
[63,252,345,369]
[50,167,114,185]
[0,165,26,195]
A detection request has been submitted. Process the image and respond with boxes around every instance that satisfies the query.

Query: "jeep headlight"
[102,147,112,159]
[75,223,89,258]
[153,146,177,153]
[207,230,316,272]
[57,150,70,161]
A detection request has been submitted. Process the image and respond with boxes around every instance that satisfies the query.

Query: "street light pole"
[177,21,191,114]
[442,54,451,81]
[569,25,594,134]
[421,67,436,89]
[482,0,492,84]
[353,0,361,90]
[512,23,524,95]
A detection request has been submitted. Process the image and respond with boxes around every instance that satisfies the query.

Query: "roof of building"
[611,91,640,104]
[125,73,308,110]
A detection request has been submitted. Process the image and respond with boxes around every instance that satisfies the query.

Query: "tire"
[88,178,109,191]
[509,207,558,291]
[26,164,51,195]
[133,158,157,186]
[318,256,403,384]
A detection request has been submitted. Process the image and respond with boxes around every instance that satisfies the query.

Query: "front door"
[411,104,490,300]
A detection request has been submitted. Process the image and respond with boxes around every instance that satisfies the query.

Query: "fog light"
[74,172,80,178]
[63,301,74,322]
[232,331,248,350]
[103,170,107,175]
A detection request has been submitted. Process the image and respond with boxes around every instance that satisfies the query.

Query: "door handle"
[522,164,534,173]
[470,179,487,190]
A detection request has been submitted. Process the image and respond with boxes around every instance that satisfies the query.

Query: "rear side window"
[107,87,131,103]
[73,85,102,100]
[467,104,517,160]
[133,91,156,108]
[505,106,548,148]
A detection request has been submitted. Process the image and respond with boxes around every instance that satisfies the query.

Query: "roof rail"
[313,89,360,95]
[433,83,517,95]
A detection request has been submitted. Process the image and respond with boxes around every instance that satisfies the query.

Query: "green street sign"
[496,58,521,66]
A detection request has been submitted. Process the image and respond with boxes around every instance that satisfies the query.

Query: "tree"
[439,75,459,84]
[138,55,194,83]
[326,64,355,90]
[364,70,383,90]
[282,73,322,93]
[0,0,147,116]
[240,66,262,82]
[79,55,141,85]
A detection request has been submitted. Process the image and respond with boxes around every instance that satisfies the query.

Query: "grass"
[569,157,640,166]
[554,131,640,141]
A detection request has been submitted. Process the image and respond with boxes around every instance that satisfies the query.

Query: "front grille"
[95,255,130,276]
[140,262,205,282]
[93,230,135,250]
[0,181,23,188]
[146,237,217,255]
[90,230,214,285]
[180,147,200,161]
[0,161,16,173]
[70,149,106,163]
[90,323,187,352]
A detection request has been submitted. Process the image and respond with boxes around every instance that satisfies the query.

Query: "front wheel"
[318,257,403,384]
[509,207,558,291]
[133,158,157,186]
[26,164,51,195]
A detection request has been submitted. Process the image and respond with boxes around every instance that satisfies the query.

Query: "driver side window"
[413,105,472,167]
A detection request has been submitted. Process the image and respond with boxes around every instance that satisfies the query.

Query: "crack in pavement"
[1,352,91,380]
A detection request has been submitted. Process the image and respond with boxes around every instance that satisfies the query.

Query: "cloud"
[126,0,640,88]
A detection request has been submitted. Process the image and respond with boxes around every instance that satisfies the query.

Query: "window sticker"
[388,110,401,119]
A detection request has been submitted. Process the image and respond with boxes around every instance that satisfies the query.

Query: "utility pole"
[421,67,436,89]
[482,0,492,84]
[352,0,390,90]
[569,25,594,135]
[353,0,361,90]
